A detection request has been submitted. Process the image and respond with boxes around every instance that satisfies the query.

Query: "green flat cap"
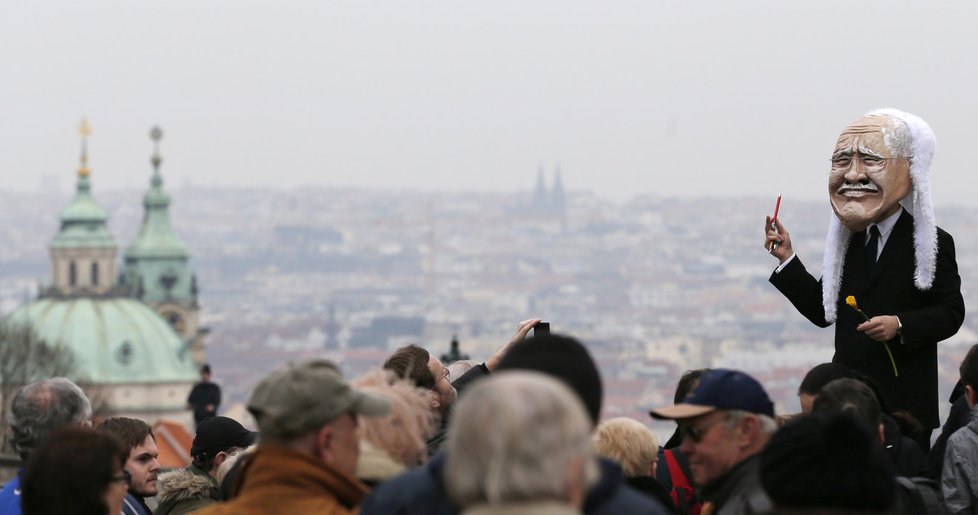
[248,359,390,440]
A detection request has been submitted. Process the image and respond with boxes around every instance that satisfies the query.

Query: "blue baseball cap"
[649,368,775,420]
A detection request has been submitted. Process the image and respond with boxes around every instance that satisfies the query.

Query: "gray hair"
[868,112,913,159]
[724,409,778,436]
[444,371,599,507]
[9,378,92,460]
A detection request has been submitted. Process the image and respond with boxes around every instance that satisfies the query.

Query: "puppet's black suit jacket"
[770,209,964,428]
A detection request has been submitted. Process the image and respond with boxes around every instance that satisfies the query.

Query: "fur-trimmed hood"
[156,468,220,505]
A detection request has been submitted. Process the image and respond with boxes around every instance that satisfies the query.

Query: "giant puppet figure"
[765,109,964,443]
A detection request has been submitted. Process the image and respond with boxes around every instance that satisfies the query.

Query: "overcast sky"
[2,1,977,208]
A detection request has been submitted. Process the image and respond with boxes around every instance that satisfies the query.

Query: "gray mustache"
[838,183,879,193]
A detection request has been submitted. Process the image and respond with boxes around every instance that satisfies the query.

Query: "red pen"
[771,194,782,252]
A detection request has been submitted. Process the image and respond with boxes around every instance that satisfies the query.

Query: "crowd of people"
[0,319,976,514]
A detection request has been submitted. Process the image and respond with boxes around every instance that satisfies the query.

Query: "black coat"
[882,414,928,477]
[771,210,965,428]
[187,382,221,423]
[928,393,971,480]
[625,476,677,514]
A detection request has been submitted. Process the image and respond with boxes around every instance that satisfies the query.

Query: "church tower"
[48,119,118,296]
[552,163,567,232]
[9,120,199,428]
[532,165,549,210]
[122,127,207,365]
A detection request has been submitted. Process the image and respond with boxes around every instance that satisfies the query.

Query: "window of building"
[69,261,77,286]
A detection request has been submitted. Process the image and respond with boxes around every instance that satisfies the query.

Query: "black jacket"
[771,210,965,428]
[928,391,971,480]
[699,455,771,515]
[625,476,676,514]
[359,453,671,515]
[187,382,221,423]
[425,363,490,456]
[882,414,928,477]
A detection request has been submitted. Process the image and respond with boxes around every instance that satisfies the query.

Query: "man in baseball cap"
[649,368,776,513]
[196,359,390,515]
[156,416,256,514]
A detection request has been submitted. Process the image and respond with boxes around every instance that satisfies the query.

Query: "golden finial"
[77,118,91,177]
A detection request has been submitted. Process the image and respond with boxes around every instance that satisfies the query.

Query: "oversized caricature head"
[829,114,913,232]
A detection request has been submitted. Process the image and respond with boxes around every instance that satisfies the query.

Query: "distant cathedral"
[523,164,567,231]
[5,121,205,426]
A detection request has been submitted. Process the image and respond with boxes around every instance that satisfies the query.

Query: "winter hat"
[190,416,255,460]
[495,333,603,425]
[761,413,895,511]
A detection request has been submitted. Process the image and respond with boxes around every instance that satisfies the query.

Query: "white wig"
[822,108,938,323]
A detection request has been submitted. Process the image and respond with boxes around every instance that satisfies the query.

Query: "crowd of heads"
[4,332,978,515]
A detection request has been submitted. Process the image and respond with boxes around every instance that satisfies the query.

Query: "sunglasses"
[680,417,726,443]
[110,470,132,486]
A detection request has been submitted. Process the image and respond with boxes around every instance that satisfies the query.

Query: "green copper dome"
[4,298,198,384]
[51,174,115,249]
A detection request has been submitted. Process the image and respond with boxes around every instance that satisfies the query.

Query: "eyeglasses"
[830,154,911,174]
[680,417,726,443]
[110,470,131,486]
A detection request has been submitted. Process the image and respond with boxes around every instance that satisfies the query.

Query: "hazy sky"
[2,1,977,208]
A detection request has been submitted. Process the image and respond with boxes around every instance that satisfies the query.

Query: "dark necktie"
[866,225,881,276]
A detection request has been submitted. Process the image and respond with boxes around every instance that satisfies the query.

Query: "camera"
[533,322,550,337]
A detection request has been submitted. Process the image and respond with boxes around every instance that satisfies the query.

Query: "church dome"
[4,297,198,384]
[58,183,108,224]
[50,174,116,249]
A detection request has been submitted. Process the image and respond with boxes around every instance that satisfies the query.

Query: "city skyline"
[2,2,978,204]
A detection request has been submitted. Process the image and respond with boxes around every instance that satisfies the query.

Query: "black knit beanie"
[761,413,895,511]
[495,333,603,425]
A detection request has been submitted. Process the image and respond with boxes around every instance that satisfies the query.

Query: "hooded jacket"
[154,464,220,515]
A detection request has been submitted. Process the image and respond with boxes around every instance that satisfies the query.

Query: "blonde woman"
[352,370,437,486]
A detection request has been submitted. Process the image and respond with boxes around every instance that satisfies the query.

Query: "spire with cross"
[150,125,163,171]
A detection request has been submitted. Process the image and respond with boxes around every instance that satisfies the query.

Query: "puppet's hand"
[857,316,900,342]
[764,216,793,263]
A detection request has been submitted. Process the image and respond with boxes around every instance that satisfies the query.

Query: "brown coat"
[193,445,370,515]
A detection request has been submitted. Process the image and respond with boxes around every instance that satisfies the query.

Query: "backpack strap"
[665,450,688,489]
[665,450,702,515]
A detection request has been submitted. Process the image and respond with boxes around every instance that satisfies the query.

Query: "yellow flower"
[844,295,898,378]
[846,296,869,321]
